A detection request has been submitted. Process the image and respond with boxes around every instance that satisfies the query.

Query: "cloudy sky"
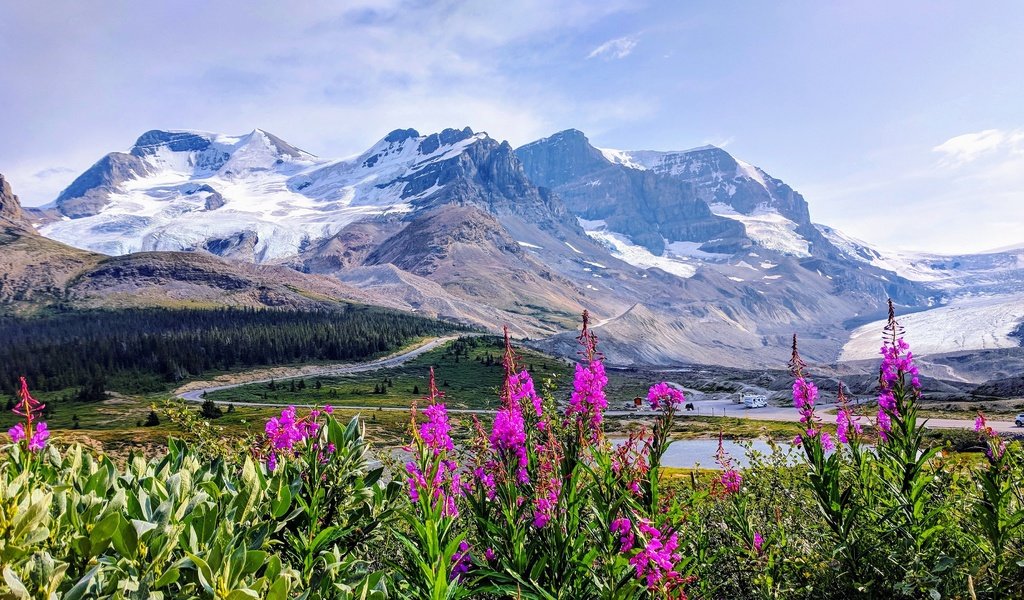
[3,0,1022,253]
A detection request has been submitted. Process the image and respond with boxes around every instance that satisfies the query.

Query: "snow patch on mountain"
[581,220,698,278]
[596,147,645,170]
[40,128,490,260]
[841,293,1024,360]
[709,203,810,257]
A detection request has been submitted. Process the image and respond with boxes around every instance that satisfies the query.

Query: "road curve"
[176,336,461,404]
[177,339,1019,434]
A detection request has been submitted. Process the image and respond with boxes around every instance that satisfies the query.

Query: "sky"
[2,0,1023,253]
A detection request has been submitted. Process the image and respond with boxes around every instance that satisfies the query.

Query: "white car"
[1015,413,1024,427]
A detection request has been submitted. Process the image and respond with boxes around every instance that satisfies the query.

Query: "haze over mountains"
[8,126,1024,374]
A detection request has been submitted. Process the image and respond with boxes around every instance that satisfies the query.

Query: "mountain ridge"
[15,125,1024,371]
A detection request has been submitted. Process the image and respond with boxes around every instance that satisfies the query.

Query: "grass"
[204,335,570,410]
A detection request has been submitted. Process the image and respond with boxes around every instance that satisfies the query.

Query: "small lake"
[623,438,797,470]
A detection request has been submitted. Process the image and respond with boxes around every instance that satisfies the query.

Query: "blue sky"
[3,0,1022,253]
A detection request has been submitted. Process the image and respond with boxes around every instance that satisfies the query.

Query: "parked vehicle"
[1015,413,1024,427]
[742,393,768,409]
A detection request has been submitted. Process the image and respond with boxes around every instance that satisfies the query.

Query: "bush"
[2,306,1022,599]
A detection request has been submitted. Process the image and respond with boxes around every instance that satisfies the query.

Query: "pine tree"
[144,410,161,426]
[201,398,223,419]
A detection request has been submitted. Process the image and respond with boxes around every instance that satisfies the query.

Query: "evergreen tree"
[201,399,223,419]
[144,410,161,427]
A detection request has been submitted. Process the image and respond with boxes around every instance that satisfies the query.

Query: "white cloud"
[933,128,1024,166]
[587,36,637,60]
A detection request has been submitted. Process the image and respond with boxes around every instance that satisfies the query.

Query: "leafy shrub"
[2,304,1022,599]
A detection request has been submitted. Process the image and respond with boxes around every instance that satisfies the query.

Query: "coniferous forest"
[0,306,463,395]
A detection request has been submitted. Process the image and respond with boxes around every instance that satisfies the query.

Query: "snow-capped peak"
[41,126,497,262]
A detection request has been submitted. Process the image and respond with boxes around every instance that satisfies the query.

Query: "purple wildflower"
[8,423,25,444]
[27,423,49,452]
[490,405,528,483]
[647,382,685,410]
[715,434,743,494]
[509,370,544,421]
[753,531,764,555]
[484,547,495,562]
[8,378,48,452]
[451,540,472,581]
[566,311,608,440]
[420,402,454,454]
[835,409,863,445]
[631,519,684,591]
[611,517,635,552]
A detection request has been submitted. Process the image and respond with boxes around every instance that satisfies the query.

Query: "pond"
[641,438,797,469]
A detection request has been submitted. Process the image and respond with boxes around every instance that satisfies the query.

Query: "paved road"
[178,342,1020,434]
[673,397,1021,434]
[176,336,461,404]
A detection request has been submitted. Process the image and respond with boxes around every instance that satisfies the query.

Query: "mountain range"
[7,126,1024,377]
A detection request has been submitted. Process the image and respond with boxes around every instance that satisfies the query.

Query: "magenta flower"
[566,312,608,440]
[630,519,684,591]
[8,378,49,453]
[420,402,454,455]
[484,547,495,562]
[7,423,26,444]
[720,469,743,494]
[835,409,863,444]
[490,405,528,483]
[753,531,764,555]
[27,422,49,452]
[532,439,562,528]
[647,382,685,410]
[567,359,608,439]
[975,413,1007,460]
[451,540,472,580]
[509,370,544,421]
[611,517,635,552]
[876,409,892,441]
[612,430,652,497]
[715,434,743,494]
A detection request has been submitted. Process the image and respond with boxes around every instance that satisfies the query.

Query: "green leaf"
[2,567,30,600]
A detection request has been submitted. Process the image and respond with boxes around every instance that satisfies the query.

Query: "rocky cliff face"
[25,125,970,367]
[0,173,33,230]
[516,130,745,255]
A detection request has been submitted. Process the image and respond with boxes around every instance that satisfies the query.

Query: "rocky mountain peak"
[514,128,611,189]
[0,174,33,230]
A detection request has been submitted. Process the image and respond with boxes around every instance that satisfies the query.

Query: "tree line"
[0,306,463,395]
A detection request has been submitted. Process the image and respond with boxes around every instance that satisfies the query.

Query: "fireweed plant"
[6,377,50,470]
[3,305,1023,599]
[394,367,471,599]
